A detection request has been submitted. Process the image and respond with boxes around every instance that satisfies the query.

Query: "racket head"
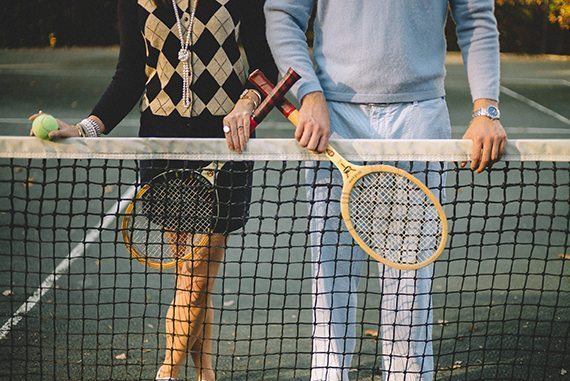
[122,168,219,269]
[340,164,448,270]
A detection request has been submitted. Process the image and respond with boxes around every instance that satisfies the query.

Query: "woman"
[29,1,277,380]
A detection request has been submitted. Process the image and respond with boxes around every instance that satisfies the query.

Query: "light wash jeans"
[307,98,451,381]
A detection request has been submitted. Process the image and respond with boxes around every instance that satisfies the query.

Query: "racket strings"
[349,172,443,265]
[127,175,216,263]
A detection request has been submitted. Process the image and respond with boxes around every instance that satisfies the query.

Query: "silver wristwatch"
[472,105,501,120]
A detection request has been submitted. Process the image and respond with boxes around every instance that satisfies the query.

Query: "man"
[264,1,507,380]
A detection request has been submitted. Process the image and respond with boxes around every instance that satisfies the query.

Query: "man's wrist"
[472,99,500,121]
[301,91,325,106]
[473,98,498,110]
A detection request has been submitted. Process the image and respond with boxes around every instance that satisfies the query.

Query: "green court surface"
[0,49,568,380]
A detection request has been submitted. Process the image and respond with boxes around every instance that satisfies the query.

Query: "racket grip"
[250,68,301,132]
[248,69,300,127]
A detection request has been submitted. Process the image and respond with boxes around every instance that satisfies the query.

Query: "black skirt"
[138,111,253,234]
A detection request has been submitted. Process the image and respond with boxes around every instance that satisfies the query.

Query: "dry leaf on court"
[364,329,379,337]
[115,353,127,360]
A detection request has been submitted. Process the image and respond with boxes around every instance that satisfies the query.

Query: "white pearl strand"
[172,0,199,108]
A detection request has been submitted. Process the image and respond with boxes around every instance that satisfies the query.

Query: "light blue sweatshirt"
[264,0,500,104]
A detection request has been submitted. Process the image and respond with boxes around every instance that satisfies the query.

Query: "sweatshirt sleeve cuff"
[471,89,500,103]
[295,81,325,103]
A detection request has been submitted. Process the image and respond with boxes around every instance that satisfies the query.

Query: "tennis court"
[0,49,568,380]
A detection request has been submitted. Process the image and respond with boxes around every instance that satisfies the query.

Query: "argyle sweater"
[92,0,277,133]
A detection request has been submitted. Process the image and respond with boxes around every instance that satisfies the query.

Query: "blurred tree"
[0,0,118,47]
[496,0,569,29]
[446,0,569,54]
[548,0,570,29]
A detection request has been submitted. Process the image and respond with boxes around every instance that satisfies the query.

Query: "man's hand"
[462,100,507,173]
[296,92,330,153]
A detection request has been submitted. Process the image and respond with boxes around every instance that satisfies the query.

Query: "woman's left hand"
[223,99,256,154]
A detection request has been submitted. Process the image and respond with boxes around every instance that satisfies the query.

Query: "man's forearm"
[450,0,500,102]
[264,0,323,101]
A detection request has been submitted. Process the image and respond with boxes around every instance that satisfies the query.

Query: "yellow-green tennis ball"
[32,114,59,140]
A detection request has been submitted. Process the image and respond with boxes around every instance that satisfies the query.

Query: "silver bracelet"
[78,118,102,138]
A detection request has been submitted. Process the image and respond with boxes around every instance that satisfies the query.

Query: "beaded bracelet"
[78,118,102,138]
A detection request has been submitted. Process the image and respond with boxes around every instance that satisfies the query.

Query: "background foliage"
[1,0,568,54]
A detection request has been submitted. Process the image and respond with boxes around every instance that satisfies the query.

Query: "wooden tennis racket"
[249,69,448,270]
[122,69,301,269]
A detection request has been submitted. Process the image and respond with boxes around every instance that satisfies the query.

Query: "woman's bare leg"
[189,302,215,380]
[157,234,225,380]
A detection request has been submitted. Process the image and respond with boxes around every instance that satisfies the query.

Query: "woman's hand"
[223,98,256,153]
[28,111,81,140]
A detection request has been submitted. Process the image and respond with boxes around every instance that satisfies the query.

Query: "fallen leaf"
[115,353,127,360]
[561,368,567,376]
[468,324,477,333]
[559,254,570,260]
[104,185,114,194]
[364,329,379,337]
[223,300,235,307]
[437,319,449,326]
[2,289,13,297]
[24,177,34,188]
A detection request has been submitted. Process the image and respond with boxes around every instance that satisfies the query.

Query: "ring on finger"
[238,125,244,130]
[223,125,231,134]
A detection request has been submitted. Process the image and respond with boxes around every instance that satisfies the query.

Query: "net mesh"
[348,170,444,266]
[0,138,568,381]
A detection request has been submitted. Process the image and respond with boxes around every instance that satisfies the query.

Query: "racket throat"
[326,147,358,180]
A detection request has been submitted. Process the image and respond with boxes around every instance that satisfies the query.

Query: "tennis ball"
[32,114,59,140]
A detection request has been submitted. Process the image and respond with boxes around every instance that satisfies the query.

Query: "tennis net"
[0,137,568,381]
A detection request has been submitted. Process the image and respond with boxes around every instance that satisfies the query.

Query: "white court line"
[0,186,136,341]
[500,85,570,126]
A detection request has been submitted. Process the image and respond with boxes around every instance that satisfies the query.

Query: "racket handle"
[248,69,301,128]
[249,68,301,132]
[248,68,341,165]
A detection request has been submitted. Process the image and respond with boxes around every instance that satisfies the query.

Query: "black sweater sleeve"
[240,0,279,87]
[91,0,147,134]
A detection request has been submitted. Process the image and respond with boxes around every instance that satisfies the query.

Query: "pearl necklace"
[172,0,199,108]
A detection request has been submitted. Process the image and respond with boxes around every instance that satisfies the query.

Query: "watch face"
[487,106,499,118]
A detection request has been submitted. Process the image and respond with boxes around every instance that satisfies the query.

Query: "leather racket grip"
[249,68,299,119]
[250,68,301,131]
